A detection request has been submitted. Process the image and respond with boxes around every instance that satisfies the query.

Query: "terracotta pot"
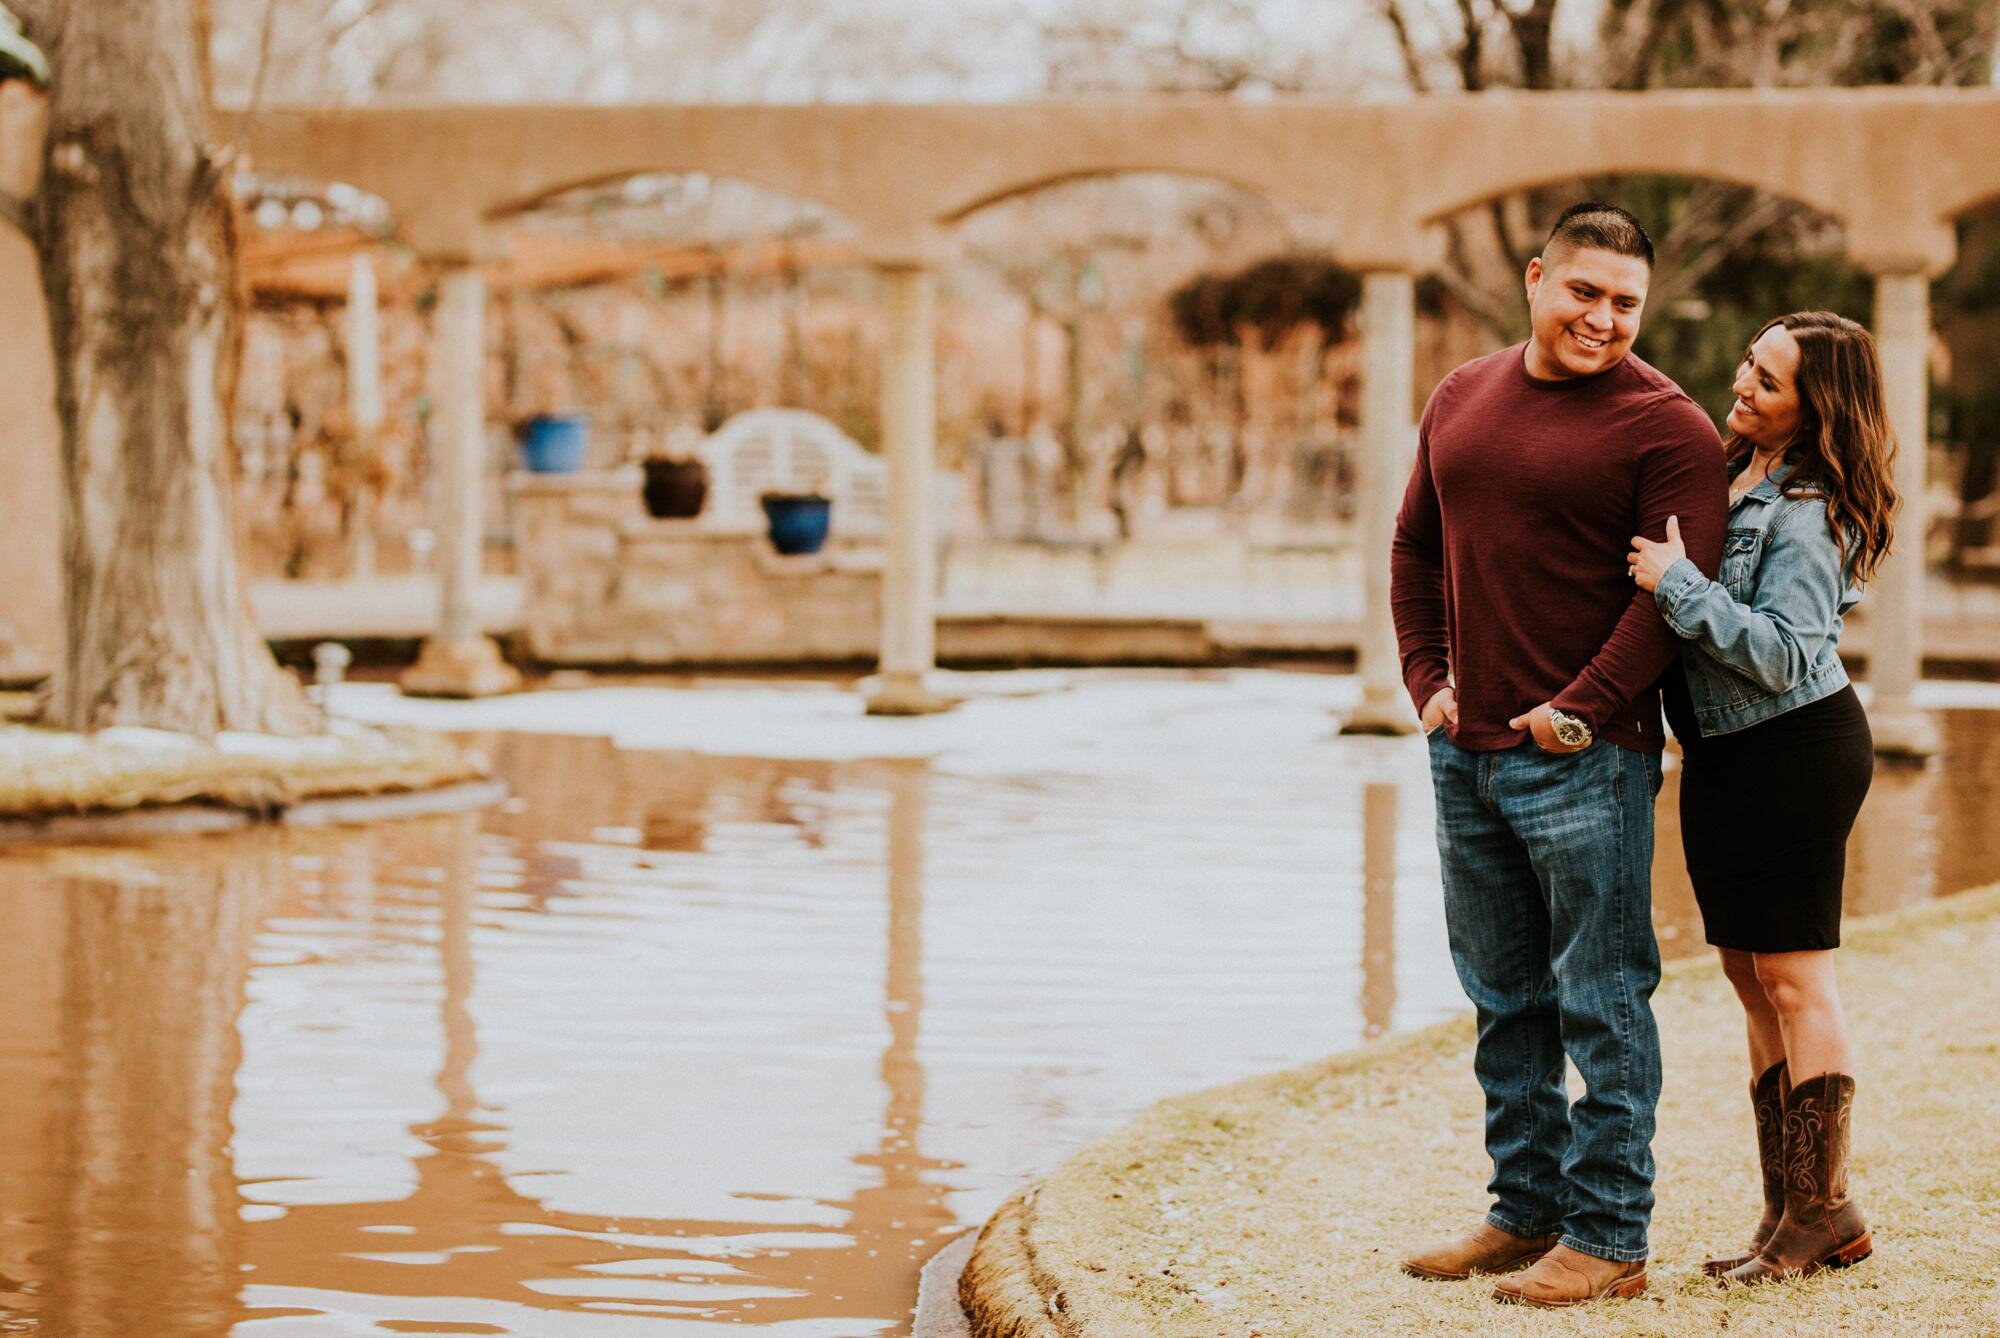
[642,457,709,519]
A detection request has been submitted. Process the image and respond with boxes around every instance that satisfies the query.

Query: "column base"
[0,651,50,690]
[1339,690,1418,737]
[1869,700,1939,763]
[401,635,522,699]
[863,671,962,717]
[0,616,51,688]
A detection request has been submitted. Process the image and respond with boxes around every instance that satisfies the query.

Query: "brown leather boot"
[1400,1221,1558,1281]
[1723,1072,1872,1284]
[1491,1243,1647,1307]
[1702,1059,1790,1277]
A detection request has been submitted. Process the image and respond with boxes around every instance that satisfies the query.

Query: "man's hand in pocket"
[1421,687,1459,735]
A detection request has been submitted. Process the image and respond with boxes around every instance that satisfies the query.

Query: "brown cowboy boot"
[1724,1072,1872,1284]
[1702,1060,1790,1277]
[1491,1243,1647,1307]
[1401,1221,1558,1281]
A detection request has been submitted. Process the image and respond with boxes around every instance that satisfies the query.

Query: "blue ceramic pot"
[760,493,832,555]
[519,414,589,473]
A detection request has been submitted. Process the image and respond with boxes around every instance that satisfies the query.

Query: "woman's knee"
[1751,952,1832,1017]
[1720,949,1768,1001]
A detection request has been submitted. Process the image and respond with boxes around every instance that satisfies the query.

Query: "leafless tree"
[16,0,309,734]
[1041,0,1379,94]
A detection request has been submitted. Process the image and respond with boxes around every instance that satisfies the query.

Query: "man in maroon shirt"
[1392,204,1726,1306]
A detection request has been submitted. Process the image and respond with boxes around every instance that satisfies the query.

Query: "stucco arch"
[1395,91,1983,275]
[1408,131,1856,231]
[486,167,868,260]
[935,165,1286,229]
[1417,165,1850,235]
[480,167,860,236]
[223,91,2000,273]
[1938,184,2000,226]
[225,105,906,257]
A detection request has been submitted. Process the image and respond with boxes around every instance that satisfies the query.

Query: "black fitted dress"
[1662,666,1873,952]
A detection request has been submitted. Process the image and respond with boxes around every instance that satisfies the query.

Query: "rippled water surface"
[3,672,1997,1336]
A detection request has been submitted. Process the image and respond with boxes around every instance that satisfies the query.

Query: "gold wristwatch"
[1549,709,1593,748]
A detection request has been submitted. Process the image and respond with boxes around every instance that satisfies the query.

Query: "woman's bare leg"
[1750,949,1852,1079]
[1720,947,1787,1075]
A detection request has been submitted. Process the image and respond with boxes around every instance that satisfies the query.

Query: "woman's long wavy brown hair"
[1724,311,1899,585]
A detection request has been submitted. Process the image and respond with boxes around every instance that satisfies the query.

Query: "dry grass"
[963,885,2000,1338]
[0,719,489,819]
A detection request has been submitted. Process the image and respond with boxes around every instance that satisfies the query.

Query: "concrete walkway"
[952,885,2000,1337]
[249,566,2000,675]
[249,574,524,642]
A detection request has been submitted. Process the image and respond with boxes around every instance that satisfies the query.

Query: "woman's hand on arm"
[1627,515,1687,594]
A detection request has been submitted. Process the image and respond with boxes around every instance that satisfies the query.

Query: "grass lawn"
[963,885,2000,1337]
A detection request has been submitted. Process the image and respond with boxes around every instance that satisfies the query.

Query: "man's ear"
[1524,256,1544,300]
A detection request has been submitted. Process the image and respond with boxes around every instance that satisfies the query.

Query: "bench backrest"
[697,409,886,537]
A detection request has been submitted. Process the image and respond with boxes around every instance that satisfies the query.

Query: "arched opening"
[237,166,890,596]
[486,172,868,456]
[936,164,1284,230]
[944,170,1424,602]
[1935,198,2000,577]
[1423,175,1860,430]
[233,172,413,588]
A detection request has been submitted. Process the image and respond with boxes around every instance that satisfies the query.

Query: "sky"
[212,0,1606,106]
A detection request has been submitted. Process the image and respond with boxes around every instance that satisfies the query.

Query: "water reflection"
[1,693,1996,1335]
[231,784,953,1335]
[43,853,261,1336]
[1361,782,1398,1040]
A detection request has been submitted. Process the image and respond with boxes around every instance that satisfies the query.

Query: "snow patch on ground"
[327,670,1368,773]
[325,670,2000,773]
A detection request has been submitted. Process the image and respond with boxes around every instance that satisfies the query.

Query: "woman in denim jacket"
[1629,312,1897,1287]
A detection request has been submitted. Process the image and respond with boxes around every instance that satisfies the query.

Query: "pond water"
[3,671,1996,1336]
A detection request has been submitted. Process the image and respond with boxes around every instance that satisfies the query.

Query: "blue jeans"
[1426,731,1664,1263]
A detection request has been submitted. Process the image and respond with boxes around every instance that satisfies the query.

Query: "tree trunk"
[23,0,305,735]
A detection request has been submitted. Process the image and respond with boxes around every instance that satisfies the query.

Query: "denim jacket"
[1651,462,1859,737]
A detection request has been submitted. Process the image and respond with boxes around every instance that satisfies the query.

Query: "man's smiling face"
[1522,246,1652,380]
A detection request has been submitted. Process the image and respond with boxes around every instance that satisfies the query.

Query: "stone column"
[1867,269,1938,760]
[344,249,383,579]
[865,264,956,716]
[402,260,520,698]
[1341,269,1419,735]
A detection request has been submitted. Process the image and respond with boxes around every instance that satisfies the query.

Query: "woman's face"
[1727,324,1803,450]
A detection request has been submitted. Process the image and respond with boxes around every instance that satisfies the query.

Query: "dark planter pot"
[642,457,710,519]
[760,493,832,556]
[518,414,589,473]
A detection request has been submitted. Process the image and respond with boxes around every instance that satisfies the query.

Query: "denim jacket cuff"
[1652,557,1706,637]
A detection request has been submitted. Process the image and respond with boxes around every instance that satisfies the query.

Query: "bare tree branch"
[1376,0,1433,91]
[243,0,281,113]
[1453,0,1487,88]
[1648,192,1803,311]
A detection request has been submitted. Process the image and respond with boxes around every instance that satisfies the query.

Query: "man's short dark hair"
[1543,202,1655,270]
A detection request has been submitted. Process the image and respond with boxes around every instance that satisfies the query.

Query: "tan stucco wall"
[221,91,2000,271]
[511,469,885,664]
[0,81,58,685]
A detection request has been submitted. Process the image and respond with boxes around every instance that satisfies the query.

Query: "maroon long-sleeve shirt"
[1391,344,1726,753]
